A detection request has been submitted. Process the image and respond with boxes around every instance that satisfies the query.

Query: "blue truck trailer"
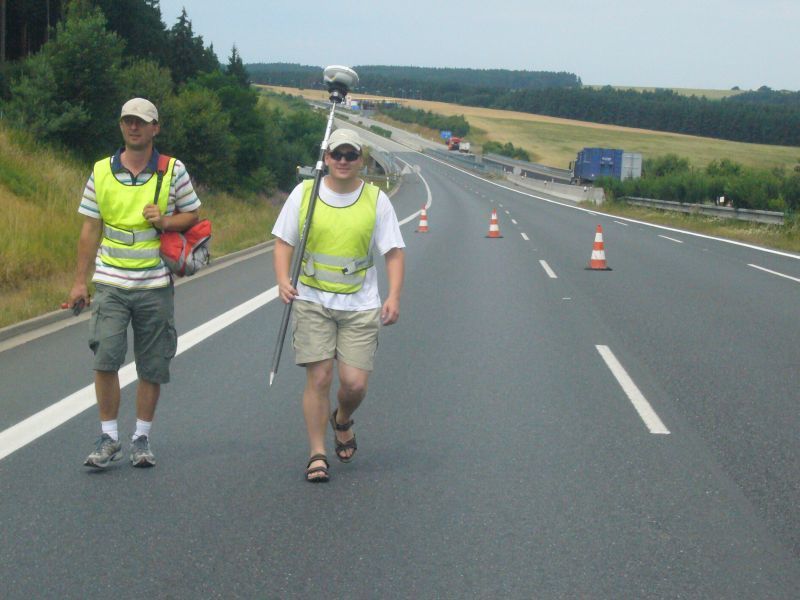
[571,147,642,183]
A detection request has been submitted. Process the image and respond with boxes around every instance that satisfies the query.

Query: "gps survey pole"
[269,65,359,387]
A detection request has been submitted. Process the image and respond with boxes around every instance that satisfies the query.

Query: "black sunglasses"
[329,149,361,162]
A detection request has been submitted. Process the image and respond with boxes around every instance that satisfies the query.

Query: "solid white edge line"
[748,263,800,283]
[0,288,279,462]
[659,235,684,244]
[595,345,670,435]
[539,260,558,279]
[395,156,432,225]
[415,150,800,261]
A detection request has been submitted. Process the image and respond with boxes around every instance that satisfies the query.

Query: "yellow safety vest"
[298,179,378,294]
[94,156,175,270]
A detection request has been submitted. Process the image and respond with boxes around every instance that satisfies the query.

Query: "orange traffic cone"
[485,208,503,238]
[586,225,612,270]
[416,206,429,233]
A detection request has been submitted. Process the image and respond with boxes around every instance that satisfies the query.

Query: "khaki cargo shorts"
[291,300,380,371]
[89,284,177,384]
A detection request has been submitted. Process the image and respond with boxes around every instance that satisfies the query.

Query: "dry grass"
[0,125,284,330]
[259,85,800,172]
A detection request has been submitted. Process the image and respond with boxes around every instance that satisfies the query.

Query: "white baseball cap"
[120,98,159,123]
[328,128,362,152]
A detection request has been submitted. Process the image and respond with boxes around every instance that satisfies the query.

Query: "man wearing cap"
[67,98,201,469]
[272,128,405,482]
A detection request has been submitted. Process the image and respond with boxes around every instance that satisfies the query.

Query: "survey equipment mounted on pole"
[268,65,359,387]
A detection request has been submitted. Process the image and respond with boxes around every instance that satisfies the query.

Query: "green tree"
[158,86,235,189]
[226,45,249,86]
[91,0,167,65]
[7,1,125,157]
[117,59,174,109]
[166,8,217,85]
[646,154,690,177]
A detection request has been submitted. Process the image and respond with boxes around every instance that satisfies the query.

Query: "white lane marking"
[614,220,629,226]
[0,288,279,462]
[539,260,557,278]
[498,203,504,208]
[521,232,530,241]
[416,151,800,260]
[511,219,518,225]
[395,156,433,225]
[595,345,670,435]
[748,264,800,283]
[659,235,684,244]
[504,210,510,215]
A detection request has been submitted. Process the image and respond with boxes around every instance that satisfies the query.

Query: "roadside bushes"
[482,140,530,161]
[369,125,392,138]
[378,105,469,137]
[600,156,800,213]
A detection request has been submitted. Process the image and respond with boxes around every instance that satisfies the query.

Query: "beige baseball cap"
[328,128,362,152]
[120,98,159,123]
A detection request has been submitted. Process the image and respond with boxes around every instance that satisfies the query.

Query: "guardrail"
[483,153,573,183]
[623,197,785,225]
[422,148,507,176]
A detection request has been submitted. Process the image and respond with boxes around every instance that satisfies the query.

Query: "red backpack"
[153,154,212,277]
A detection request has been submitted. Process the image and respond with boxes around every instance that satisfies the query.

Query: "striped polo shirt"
[78,148,202,289]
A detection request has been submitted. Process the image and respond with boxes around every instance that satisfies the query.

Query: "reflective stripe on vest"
[298,180,378,294]
[93,156,175,270]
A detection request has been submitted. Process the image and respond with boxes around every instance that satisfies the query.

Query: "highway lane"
[418,152,800,555]
[1,146,799,597]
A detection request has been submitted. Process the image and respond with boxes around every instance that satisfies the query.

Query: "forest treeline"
[246,63,581,93]
[248,63,800,147]
[1,1,323,193]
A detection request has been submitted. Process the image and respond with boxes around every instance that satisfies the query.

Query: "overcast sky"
[157,0,799,91]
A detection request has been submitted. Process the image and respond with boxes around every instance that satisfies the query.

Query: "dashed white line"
[539,260,557,278]
[614,220,629,226]
[521,232,530,241]
[511,219,518,225]
[658,235,683,244]
[748,264,800,283]
[595,345,670,435]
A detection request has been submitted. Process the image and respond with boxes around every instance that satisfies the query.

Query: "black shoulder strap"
[152,154,172,229]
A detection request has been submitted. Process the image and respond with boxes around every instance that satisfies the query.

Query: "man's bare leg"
[333,362,370,460]
[136,379,160,421]
[304,359,334,478]
[95,370,121,420]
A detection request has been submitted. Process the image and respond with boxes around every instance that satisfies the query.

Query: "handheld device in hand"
[61,299,86,315]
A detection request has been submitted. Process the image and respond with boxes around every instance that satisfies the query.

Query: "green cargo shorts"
[291,300,380,371]
[89,284,177,384]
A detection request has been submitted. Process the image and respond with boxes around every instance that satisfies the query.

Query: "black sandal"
[330,408,357,463]
[305,453,329,483]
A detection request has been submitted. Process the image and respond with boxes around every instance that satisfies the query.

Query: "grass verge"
[0,125,284,330]
[591,201,800,254]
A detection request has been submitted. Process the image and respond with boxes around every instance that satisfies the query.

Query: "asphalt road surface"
[1,133,799,598]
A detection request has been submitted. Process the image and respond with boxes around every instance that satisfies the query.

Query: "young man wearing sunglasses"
[272,128,405,482]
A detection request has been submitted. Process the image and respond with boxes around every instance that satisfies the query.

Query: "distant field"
[258,85,800,172]
[584,85,746,99]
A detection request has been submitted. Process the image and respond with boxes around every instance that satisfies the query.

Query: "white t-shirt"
[272,178,405,311]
